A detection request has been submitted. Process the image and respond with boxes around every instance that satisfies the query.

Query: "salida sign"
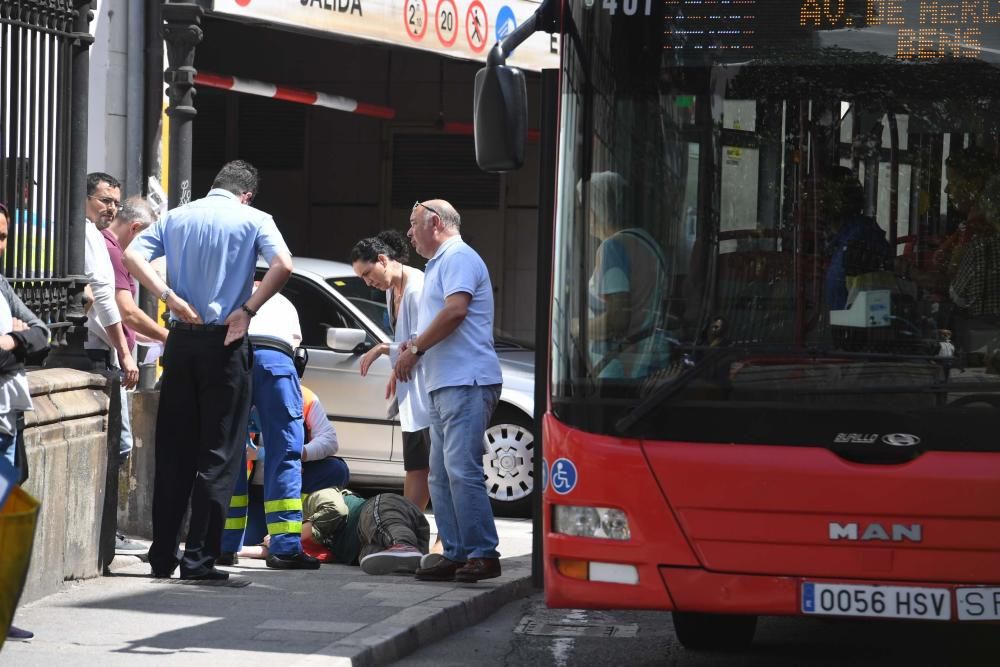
[299,0,364,15]
[212,0,559,71]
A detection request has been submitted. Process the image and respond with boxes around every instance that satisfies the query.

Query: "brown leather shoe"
[415,557,466,582]
[454,557,501,583]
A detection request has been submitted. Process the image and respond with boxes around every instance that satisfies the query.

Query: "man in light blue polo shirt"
[123,160,293,582]
[396,199,503,583]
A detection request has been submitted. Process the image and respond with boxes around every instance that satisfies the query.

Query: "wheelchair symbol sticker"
[541,457,549,491]
[550,458,577,495]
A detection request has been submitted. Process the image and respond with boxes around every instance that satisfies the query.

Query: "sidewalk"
[3,517,534,666]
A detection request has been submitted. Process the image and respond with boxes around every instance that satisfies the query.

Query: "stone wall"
[117,389,158,540]
[20,369,110,603]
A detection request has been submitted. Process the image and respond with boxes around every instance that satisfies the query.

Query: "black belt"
[169,321,229,333]
[250,337,294,358]
[86,348,112,366]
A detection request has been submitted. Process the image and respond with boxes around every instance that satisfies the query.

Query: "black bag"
[13,411,28,485]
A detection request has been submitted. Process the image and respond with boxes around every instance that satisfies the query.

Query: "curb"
[291,555,535,667]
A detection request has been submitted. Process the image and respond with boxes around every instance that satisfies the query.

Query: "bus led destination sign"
[664,1,999,60]
[800,0,1000,59]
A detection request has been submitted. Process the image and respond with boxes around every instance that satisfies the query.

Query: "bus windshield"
[551,1,1000,442]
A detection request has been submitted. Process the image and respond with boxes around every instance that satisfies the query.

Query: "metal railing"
[1,1,83,346]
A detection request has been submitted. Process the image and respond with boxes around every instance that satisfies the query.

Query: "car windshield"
[326,277,392,335]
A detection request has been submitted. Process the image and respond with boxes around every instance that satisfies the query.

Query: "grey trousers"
[357,493,431,560]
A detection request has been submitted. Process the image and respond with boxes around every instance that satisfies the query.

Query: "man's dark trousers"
[148,326,253,577]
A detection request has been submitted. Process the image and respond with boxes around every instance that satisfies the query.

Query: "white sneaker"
[360,544,423,575]
[115,533,148,555]
[419,552,446,570]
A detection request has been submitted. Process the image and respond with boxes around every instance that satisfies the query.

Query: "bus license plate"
[802,582,951,620]
[957,588,1000,620]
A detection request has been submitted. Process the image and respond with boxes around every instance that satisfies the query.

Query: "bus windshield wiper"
[615,346,737,434]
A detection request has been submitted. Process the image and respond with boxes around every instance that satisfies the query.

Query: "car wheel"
[483,406,535,517]
[671,612,757,651]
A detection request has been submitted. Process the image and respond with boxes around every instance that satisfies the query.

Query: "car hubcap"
[483,421,534,502]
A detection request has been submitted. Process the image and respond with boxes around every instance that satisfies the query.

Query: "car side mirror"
[326,327,369,354]
[473,64,527,172]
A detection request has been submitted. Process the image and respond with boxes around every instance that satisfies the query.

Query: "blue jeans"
[1,430,16,477]
[428,383,502,561]
[119,384,133,458]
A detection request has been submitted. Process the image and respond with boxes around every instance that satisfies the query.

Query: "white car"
[257,257,536,515]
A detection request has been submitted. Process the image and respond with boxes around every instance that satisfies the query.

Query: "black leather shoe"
[454,558,501,583]
[216,552,239,566]
[415,557,466,582]
[180,568,229,582]
[266,552,321,570]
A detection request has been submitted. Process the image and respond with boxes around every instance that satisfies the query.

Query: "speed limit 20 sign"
[435,0,458,47]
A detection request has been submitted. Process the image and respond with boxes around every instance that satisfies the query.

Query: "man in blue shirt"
[396,199,503,583]
[124,160,293,582]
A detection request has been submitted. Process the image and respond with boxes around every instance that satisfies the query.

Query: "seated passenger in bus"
[934,146,995,286]
[949,172,1000,366]
[581,171,670,379]
[821,167,891,311]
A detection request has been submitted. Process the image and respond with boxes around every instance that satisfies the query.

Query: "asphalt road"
[402,592,1000,666]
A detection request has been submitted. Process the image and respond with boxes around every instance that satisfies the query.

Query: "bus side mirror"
[474,65,527,172]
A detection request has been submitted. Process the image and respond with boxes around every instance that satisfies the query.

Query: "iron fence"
[1,1,80,345]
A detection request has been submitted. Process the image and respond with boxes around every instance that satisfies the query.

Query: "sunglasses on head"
[412,200,442,218]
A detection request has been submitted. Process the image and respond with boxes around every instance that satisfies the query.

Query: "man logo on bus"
[550,458,577,495]
[829,522,923,542]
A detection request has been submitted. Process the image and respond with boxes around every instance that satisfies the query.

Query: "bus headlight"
[554,505,631,541]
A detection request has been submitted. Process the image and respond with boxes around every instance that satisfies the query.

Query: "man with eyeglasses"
[86,172,122,231]
[83,172,141,557]
[83,172,139,390]
[396,199,503,583]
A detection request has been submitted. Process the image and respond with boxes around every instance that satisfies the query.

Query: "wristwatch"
[410,343,425,356]
[159,287,174,302]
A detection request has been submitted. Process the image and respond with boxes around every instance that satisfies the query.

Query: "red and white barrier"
[194,71,396,120]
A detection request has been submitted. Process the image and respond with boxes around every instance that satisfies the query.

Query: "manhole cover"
[514,617,638,638]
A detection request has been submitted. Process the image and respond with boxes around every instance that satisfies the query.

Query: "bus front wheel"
[671,612,757,651]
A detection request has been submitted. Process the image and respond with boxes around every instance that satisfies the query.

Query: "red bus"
[476,0,1000,650]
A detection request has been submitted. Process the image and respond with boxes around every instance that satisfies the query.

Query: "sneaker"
[266,551,321,570]
[115,533,147,555]
[420,552,446,570]
[360,544,422,575]
[7,625,33,641]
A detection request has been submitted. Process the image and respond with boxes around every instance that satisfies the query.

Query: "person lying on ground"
[300,487,430,575]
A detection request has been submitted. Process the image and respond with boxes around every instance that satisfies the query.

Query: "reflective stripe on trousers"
[253,349,305,556]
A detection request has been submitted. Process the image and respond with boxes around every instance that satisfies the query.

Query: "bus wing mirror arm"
[486,0,560,67]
